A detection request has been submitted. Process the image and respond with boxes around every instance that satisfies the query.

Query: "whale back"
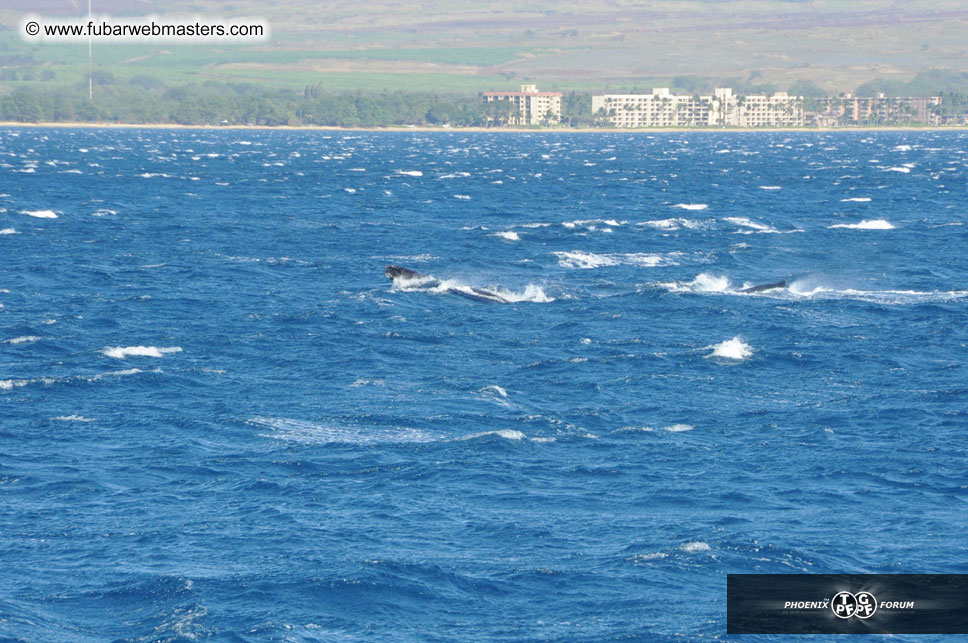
[385,265,424,280]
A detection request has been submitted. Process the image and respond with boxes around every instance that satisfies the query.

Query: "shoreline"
[1,121,966,133]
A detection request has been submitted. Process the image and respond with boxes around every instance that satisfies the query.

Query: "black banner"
[727,574,968,634]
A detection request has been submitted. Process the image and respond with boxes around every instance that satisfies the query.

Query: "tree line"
[0,79,596,127]
[1,70,966,126]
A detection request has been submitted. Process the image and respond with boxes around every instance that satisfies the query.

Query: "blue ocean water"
[1,127,967,641]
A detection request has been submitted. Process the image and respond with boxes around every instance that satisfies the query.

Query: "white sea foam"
[759,185,782,190]
[828,219,894,230]
[482,385,508,398]
[248,416,436,444]
[458,429,526,441]
[397,170,423,177]
[454,194,471,200]
[4,336,41,344]
[101,346,182,359]
[615,424,694,433]
[639,218,709,231]
[21,209,58,219]
[627,552,669,562]
[392,273,554,303]
[706,336,753,361]
[840,197,871,202]
[664,424,695,432]
[673,203,708,211]
[680,541,711,553]
[52,415,95,422]
[885,166,911,173]
[561,218,624,230]
[724,217,793,234]
[553,250,678,269]
[660,272,732,293]
[0,228,18,235]
[494,231,521,241]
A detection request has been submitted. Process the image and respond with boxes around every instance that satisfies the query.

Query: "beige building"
[592,87,803,127]
[591,88,718,128]
[738,92,804,127]
[816,94,941,125]
[482,85,563,125]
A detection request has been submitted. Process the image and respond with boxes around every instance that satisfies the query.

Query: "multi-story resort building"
[815,93,942,126]
[592,88,804,128]
[482,85,563,125]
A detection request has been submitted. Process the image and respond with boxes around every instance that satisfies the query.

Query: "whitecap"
[0,228,18,235]
[885,166,910,173]
[20,209,58,219]
[101,346,182,359]
[52,415,96,422]
[828,219,894,230]
[759,185,782,190]
[673,203,708,211]
[4,336,41,344]
[397,170,423,177]
[458,429,526,441]
[494,231,520,241]
[454,194,471,200]
[706,336,753,361]
[657,273,731,294]
[664,424,694,432]
[840,197,871,203]
[248,416,436,444]
[553,250,678,269]
[484,385,507,398]
[680,542,711,553]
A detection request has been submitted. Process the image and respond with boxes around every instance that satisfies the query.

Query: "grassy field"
[2,0,967,95]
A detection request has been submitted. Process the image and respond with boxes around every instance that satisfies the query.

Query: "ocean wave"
[614,424,694,433]
[392,274,554,303]
[457,429,526,441]
[705,337,753,361]
[561,218,625,230]
[724,217,798,234]
[248,416,436,444]
[493,231,520,241]
[672,203,708,211]
[101,346,182,359]
[0,228,18,235]
[638,218,710,231]
[840,197,871,202]
[658,273,732,294]
[4,336,41,344]
[52,415,96,422]
[20,209,58,219]
[828,219,894,230]
[553,250,679,269]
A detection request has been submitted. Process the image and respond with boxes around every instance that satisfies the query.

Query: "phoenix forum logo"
[831,591,877,619]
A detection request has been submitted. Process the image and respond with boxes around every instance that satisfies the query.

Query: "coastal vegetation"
[2,71,967,127]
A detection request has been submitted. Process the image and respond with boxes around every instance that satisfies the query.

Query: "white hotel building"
[482,85,563,125]
[592,88,803,128]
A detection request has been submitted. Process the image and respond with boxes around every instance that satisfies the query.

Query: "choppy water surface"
[1,128,967,641]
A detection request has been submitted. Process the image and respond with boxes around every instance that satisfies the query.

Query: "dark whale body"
[738,280,787,293]
[385,265,509,303]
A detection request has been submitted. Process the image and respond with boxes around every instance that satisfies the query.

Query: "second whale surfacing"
[738,280,787,293]
[385,265,511,303]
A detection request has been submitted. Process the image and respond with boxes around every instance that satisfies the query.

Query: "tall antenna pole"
[88,0,92,101]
